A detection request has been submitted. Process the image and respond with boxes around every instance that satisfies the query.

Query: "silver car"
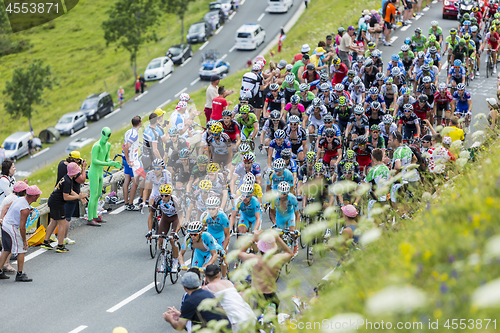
[55,111,87,135]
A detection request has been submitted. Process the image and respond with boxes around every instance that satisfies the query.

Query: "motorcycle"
[458,0,475,20]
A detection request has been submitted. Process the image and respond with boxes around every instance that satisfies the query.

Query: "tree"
[2,60,56,131]
[102,0,161,78]
[160,0,195,44]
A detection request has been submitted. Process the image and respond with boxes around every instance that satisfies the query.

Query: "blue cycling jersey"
[269,139,292,159]
[267,169,294,190]
[201,210,229,240]
[318,123,342,137]
[234,162,261,178]
[365,94,386,106]
[271,193,299,228]
[416,69,436,82]
[181,232,219,252]
[285,159,298,174]
[425,52,442,62]
[448,66,466,79]
[387,60,405,74]
[452,90,471,112]
[232,196,261,220]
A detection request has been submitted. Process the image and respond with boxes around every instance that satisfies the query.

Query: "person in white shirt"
[122,116,143,211]
[205,75,220,121]
[0,160,16,207]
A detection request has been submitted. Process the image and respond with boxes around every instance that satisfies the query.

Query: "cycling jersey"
[318,137,342,164]
[411,35,427,52]
[485,32,500,48]
[338,172,364,184]
[219,120,240,141]
[445,35,459,49]
[331,62,349,84]
[271,193,299,229]
[347,114,370,136]
[412,101,431,122]
[146,169,172,198]
[281,80,300,102]
[305,105,328,128]
[269,138,292,159]
[452,45,469,62]
[399,113,420,128]
[190,165,207,182]
[284,103,305,119]
[298,165,314,181]
[201,209,230,243]
[265,91,285,111]
[204,173,227,197]
[317,91,337,114]
[365,108,386,127]
[173,159,196,183]
[361,66,379,88]
[294,91,316,110]
[452,90,471,113]
[365,93,386,107]
[336,159,360,178]
[267,169,294,190]
[365,164,390,201]
[152,194,181,217]
[318,123,341,137]
[368,135,386,149]
[448,66,466,80]
[232,103,255,115]
[386,60,405,74]
[417,84,437,105]
[415,69,436,83]
[353,145,373,168]
[428,26,443,38]
[182,232,222,268]
[396,96,417,108]
[348,84,366,105]
[434,91,453,105]
[235,113,258,137]
[262,119,287,139]
[284,124,307,155]
[333,106,353,124]
[142,126,162,159]
[234,162,261,179]
[207,133,231,155]
[393,145,420,182]
[233,196,261,229]
[169,111,190,139]
[284,159,298,174]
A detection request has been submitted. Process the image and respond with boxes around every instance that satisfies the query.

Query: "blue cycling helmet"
[274,129,286,139]
[464,20,471,26]
[290,94,300,105]
[454,59,462,67]
[168,127,179,135]
[179,147,190,159]
[391,54,400,61]
[404,37,411,45]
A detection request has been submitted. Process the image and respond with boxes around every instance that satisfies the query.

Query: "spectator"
[0,181,29,273]
[241,65,270,123]
[163,272,231,331]
[170,101,200,140]
[368,9,383,47]
[384,0,397,46]
[204,264,257,331]
[27,137,33,157]
[335,28,345,56]
[135,78,141,98]
[442,116,465,142]
[211,86,233,121]
[402,0,413,25]
[123,116,143,211]
[41,162,89,253]
[205,75,220,122]
[0,185,42,282]
[292,44,310,65]
[339,26,358,68]
[117,86,125,107]
[340,204,360,246]
[139,74,146,93]
[0,160,16,206]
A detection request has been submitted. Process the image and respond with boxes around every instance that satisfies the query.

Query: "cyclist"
[398,104,421,141]
[373,72,385,93]
[304,163,334,209]
[413,94,432,125]
[332,83,353,107]
[185,179,217,223]
[303,98,328,148]
[284,94,306,122]
[284,115,308,163]
[336,149,360,179]
[230,153,262,195]
[236,173,263,204]
[266,158,295,224]
[459,13,471,32]
[463,33,477,75]
[267,129,292,170]
[263,83,285,118]
[434,82,453,126]
[360,58,379,88]
[451,83,472,125]
[370,50,384,73]
[364,87,387,113]
[186,155,209,194]
[381,77,398,110]
[336,162,363,207]
[416,76,436,107]
[345,105,370,147]
[426,46,442,72]
[367,124,386,151]
[270,181,300,255]
[379,114,397,147]
[447,59,466,90]
[229,142,253,181]
[386,54,405,78]
[411,28,428,53]
[281,74,300,104]
[390,67,407,92]
[365,148,390,216]
[295,83,315,110]
[165,127,188,175]
[415,64,435,89]
[143,158,172,211]
[444,28,459,66]
[317,127,342,172]
[172,148,195,190]
[207,122,233,168]
[451,39,469,66]
[317,83,337,115]
[399,45,415,75]
[301,63,320,93]
[429,21,443,45]
[230,183,262,233]
[297,151,316,199]
[460,20,472,37]
[201,120,216,155]
[394,87,416,117]
[470,25,483,76]
[220,110,241,148]
[179,221,221,270]
[147,184,182,272]
[481,26,500,74]
[352,136,373,175]
[204,163,229,213]
[425,35,441,54]
[365,101,386,128]
[232,95,255,115]
[234,105,259,142]
[347,77,366,105]
[280,148,298,187]
[316,114,341,149]
[411,51,426,82]
[331,57,349,85]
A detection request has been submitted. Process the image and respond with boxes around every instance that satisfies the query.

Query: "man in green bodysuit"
[87,127,121,226]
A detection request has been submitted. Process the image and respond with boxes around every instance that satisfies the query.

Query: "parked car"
[218,0,233,17]
[235,24,266,50]
[443,0,459,19]
[55,111,87,135]
[65,137,94,155]
[144,56,174,81]
[267,0,293,13]
[204,8,223,31]
[80,92,114,121]
[166,44,193,65]
[187,21,213,44]
[2,131,32,161]
[199,50,230,80]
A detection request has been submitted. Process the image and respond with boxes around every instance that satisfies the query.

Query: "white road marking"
[24,241,58,263]
[104,108,121,119]
[257,13,265,22]
[158,99,171,109]
[68,325,88,333]
[229,45,237,53]
[180,58,192,67]
[175,87,188,98]
[214,26,224,35]
[190,78,201,86]
[390,36,398,44]
[228,12,236,20]
[70,127,88,138]
[401,25,410,32]
[199,41,209,51]
[240,0,245,5]
[110,205,126,215]
[159,73,172,84]
[432,0,437,3]
[415,15,421,21]
[423,7,430,11]
[134,90,148,101]
[220,53,227,60]
[441,61,448,73]
[31,147,50,158]
[106,282,155,313]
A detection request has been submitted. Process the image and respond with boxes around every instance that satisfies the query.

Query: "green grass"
[0,0,212,142]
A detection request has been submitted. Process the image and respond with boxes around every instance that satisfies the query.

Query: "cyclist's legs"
[192,249,211,268]
[158,214,180,257]
[237,215,251,233]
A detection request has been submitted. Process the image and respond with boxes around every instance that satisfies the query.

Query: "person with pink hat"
[238,230,293,312]
[0,185,42,281]
[341,204,360,245]
[41,162,88,253]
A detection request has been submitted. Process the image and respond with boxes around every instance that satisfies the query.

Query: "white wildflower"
[322,313,364,332]
[471,278,500,308]
[365,285,428,316]
[360,228,382,246]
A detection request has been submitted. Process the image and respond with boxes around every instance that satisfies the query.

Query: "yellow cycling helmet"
[206,163,220,173]
[464,33,471,41]
[367,41,376,50]
[333,57,341,65]
[199,179,213,191]
[210,122,223,134]
[491,26,497,32]
[159,184,173,195]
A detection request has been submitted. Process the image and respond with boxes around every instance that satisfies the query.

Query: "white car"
[235,24,266,50]
[144,57,174,81]
[199,59,230,80]
[267,0,293,13]
[65,137,94,155]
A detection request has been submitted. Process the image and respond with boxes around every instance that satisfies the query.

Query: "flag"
[132,159,146,179]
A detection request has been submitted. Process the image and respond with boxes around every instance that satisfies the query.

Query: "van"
[234,24,266,50]
[267,0,293,13]
[2,131,32,162]
[80,92,114,121]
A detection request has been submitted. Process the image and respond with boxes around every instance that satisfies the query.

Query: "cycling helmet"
[312,97,323,107]
[206,196,220,208]
[338,96,347,106]
[368,87,379,95]
[382,114,393,125]
[324,114,334,123]
[285,74,295,85]
[344,149,356,160]
[421,64,430,72]
[270,110,281,119]
[197,154,209,164]
[179,147,190,159]
[437,82,447,91]
[207,120,217,128]
[422,76,432,83]
[222,110,232,117]
[281,148,292,159]
[371,101,381,110]
[431,20,438,27]
[464,20,471,26]
[159,184,172,195]
[458,38,466,46]
[495,12,500,19]
[450,28,457,35]
[238,142,251,154]
[418,94,428,103]
[463,13,470,19]
[179,93,190,102]
[314,162,325,174]
[242,153,255,164]
[357,56,365,63]
[454,59,462,67]
[401,44,410,52]
[367,41,376,49]
[354,105,364,115]
[187,221,203,234]
[457,83,466,90]
[290,95,300,105]
[206,163,220,173]
[391,67,401,76]
[334,83,344,92]
[239,183,254,194]
[371,50,381,58]
[277,181,290,194]
[347,69,355,77]
[320,73,329,82]
[471,25,478,33]
[306,151,316,163]
[320,82,330,91]
[391,54,400,61]
[404,37,411,45]
[375,73,385,81]
[239,94,250,102]
[472,6,479,12]
[274,129,286,139]
[385,77,394,84]
[364,58,374,67]
[333,57,341,65]
[198,179,213,191]
[210,122,223,134]
[306,63,316,71]
[299,83,309,92]
[355,136,367,145]
[240,105,250,114]
[243,172,256,185]
[152,158,165,168]
[168,127,179,135]
[324,128,336,137]
[429,46,437,54]
[428,35,437,43]
[428,59,435,67]
[406,86,414,94]
[343,162,354,174]
[352,76,362,85]
[415,27,422,34]
[464,33,471,42]
[491,26,497,32]
[417,51,425,59]
[403,103,413,111]
[270,83,280,91]
[289,115,300,123]
[272,158,286,171]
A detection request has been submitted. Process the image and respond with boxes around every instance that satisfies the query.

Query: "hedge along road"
[14,0,304,177]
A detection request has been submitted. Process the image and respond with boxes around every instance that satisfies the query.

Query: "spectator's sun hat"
[176,101,187,110]
[301,44,310,53]
[154,108,165,117]
[210,75,221,82]
[257,232,278,253]
[181,272,201,289]
[443,136,452,145]
[286,64,293,71]
[252,64,261,71]
[348,26,355,31]
[341,204,358,218]
[277,59,287,69]
[26,185,42,196]
[69,151,81,159]
[13,181,28,193]
[362,9,370,15]
[316,47,325,56]
[67,162,82,176]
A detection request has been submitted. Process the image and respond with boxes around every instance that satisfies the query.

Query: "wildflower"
[360,228,382,245]
[365,285,428,316]
[471,278,500,308]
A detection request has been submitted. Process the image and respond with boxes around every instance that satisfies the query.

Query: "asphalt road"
[2,2,498,333]
[15,0,304,177]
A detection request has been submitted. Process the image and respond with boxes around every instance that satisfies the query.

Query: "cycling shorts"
[276,212,295,230]
[159,214,179,236]
[241,126,255,140]
[351,126,367,137]
[455,102,470,114]
[337,120,349,133]
[291,143,304,155]
[436,103,450,118]
[238,215,255,230]
[403,126,419,140]
[212,233,225,248]
[192,250,212,268]
[450,76,464,84]
[487,41,499,51]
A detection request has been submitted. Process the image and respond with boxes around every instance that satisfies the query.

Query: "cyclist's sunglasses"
[355,114,362,117]
[153,166,163,170]
[213,133,221,136]
[197,163,207,167]
[326,135,334,138]
[161,194,171,197]
[180,158,188,161]
[372,130,380,134]
[325,120,333,123]
[272,119,280,121]
[243,193,253,197]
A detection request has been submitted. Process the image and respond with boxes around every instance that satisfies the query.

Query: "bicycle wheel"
[169,251,179,284]
[150,216,159,259]
[306,240,314,266]
[154,250,167,293]
[284,259,293,274]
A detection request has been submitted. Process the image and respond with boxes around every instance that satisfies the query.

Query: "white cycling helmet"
[272,158,286,171]
[187,221,203,234]
[206,196,221,208]
[243,172,256,185]
[278,181,290,194]
[240,183,254,194]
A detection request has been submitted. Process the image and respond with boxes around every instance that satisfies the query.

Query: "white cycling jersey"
[146,169,172,199]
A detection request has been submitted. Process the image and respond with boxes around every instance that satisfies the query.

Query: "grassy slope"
[0,0,211,142]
